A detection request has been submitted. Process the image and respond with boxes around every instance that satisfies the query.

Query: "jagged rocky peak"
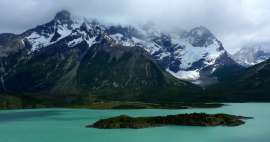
[0,33,31,57]
[233,44,270,67]
[3,10,240,86]
[54,10,72,22]
[184,26,216,47]
[53,10,87,28]
[23,10,88,51]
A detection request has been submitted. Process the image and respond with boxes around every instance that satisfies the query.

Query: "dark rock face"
[0,34,32,92]
[0,10,246,102]
[1,11,241,86]
[184,26,216,47]
[88,113,252,129]
[0,25,200,100]
[55,10,71,22]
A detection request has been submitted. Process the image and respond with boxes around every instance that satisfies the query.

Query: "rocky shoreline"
[88,113,252,129]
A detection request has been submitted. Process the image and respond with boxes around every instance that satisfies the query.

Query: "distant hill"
[233,45,270,67]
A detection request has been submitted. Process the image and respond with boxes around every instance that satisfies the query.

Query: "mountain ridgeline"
[208,58,270,101]
[0,10,269,105]
[0,10,202,103]
[233,45,270,67]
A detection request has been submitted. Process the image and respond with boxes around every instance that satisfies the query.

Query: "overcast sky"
[1,0,270,53]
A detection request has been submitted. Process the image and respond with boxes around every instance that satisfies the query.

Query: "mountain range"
[233,45,270,67]
[0,10,270,104]
[0,10,201,101]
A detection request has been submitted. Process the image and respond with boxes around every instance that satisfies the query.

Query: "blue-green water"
[0,103,269,142]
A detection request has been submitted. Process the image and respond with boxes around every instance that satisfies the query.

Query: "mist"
[1,0,270,53]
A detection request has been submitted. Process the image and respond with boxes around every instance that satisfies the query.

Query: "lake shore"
[0,103,268,142]
[0,95,225,110]
[69,102,225,109]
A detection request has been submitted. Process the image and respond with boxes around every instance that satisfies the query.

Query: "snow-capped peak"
[233,45,270,66]
[105,25,228,82]
[54,10,72,23]
[21,11,237,84]
[24,11,92,52]
[182,26,217,48]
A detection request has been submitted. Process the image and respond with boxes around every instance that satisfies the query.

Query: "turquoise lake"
[0,103,269,142]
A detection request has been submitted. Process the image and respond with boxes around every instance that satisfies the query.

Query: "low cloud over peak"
[1,0,270,53]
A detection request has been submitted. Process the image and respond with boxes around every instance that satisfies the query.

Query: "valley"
[1,1,270,142]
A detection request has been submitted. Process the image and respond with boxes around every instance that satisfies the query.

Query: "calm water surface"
[0,103,269,142]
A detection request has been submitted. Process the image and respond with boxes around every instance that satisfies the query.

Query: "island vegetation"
[89,113,252,129]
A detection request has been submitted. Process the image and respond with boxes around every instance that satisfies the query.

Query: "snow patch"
[85,36,96,47]
[27,32,53,51]
[158,52,170,59]
[167,69,200,81]
[172,36,224,69]
[110,33,135,47]
[56,24,72,40]
[68,38,83,47]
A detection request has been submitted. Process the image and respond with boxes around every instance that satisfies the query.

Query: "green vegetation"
[71,102,224,109]
[1,41,201,101]
[0,94,224,110]
[207,58,270,102]
[0,95,23,109]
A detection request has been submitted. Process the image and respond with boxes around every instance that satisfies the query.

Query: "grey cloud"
[1,0,270,53]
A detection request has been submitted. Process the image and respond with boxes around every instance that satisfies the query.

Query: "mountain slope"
[0,11,201,102]
[206,58,270,101]
[233,58,270,93]
[5,10,240,86]
[107,25,242,85]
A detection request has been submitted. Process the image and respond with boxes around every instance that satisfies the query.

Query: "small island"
[88,113,252,129]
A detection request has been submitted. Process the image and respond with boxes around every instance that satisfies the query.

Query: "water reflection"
[0,110,61,122]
